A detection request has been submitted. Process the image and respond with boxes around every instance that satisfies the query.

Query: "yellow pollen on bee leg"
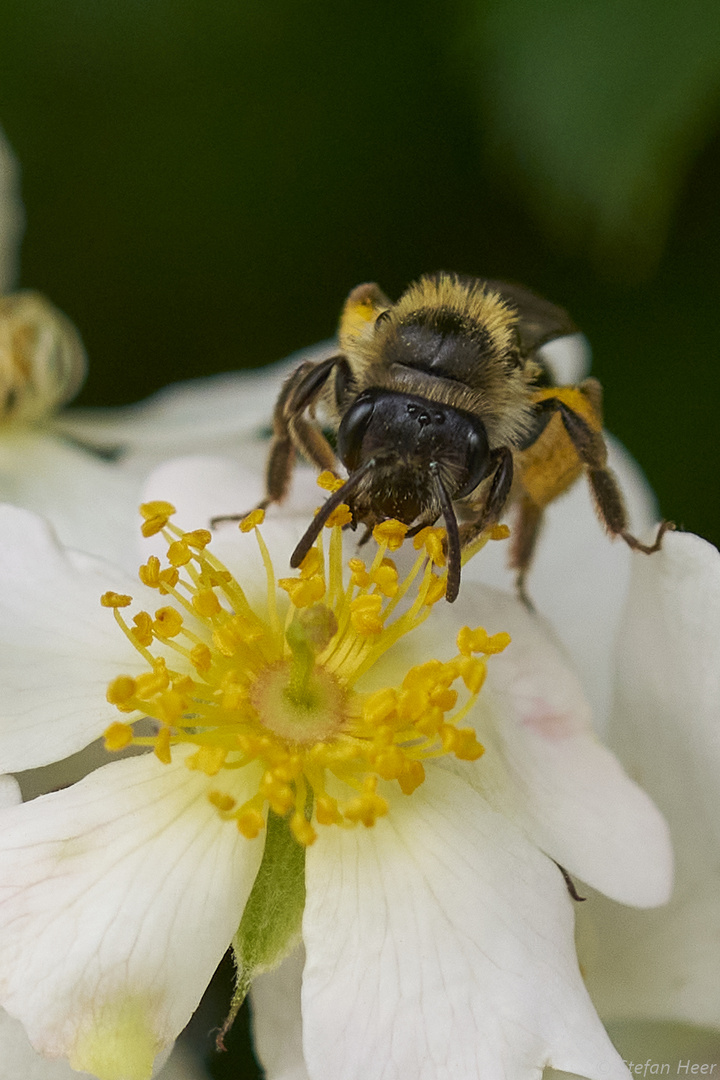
[101,503,506,847]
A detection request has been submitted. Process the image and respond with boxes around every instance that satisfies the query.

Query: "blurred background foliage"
[0,1,719,1075]
[1,0,720,549]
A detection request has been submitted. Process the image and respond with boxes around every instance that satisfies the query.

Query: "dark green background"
[1,3,719,1074]
[3,1,720,552]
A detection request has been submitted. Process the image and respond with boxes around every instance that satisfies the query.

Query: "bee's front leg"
[211,355,341,528]
[457,446,514,552]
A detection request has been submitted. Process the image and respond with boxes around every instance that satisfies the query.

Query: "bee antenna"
[430,464,461,603]
[290,461,375,569]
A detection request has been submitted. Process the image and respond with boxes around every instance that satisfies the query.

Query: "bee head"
[337,390,491,519]
[291,391,492,601]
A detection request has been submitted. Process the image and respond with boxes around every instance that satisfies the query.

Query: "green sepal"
[217,810,306,1048]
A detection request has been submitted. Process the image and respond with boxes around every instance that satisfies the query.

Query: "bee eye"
[337,393,376,471]
[455,418,491,499]
[374,309,392,330]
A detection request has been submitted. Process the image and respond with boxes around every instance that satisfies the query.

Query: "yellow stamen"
[104,722,134,751]
[101,592,132,609]
[106,676,137,706]
[102,483,509,847]
[372,519,408,551]
[317,471,344,492]
[324,503,353,528]
[240,508,265,532]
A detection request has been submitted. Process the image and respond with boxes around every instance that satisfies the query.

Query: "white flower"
[571,529,720,1069]
[43,332,720,1071]
[0,454,670,1080]
[0,778,208,1080]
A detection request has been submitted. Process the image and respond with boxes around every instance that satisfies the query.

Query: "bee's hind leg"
[509,496,544,611]
[557,400,673,554]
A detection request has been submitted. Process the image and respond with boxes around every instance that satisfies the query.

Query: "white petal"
[0,124,23,293]
[0,775,21,809]
[0,750,264,1079]
[0,1007,193,1080]
[589,530,720,1027]
[138,455,320,604]
[251,947,311,1080]
[0,1008,189,1080]
[466,588,672,907]
[463,436,657,732]
[0,1008,96,1079]
[0,429,140,569]
[302,768,628,1080]
[54,343,336,456]
[141,454,321,538]
[0,505,150,771]
[537,332,592,385]
[366,584,672,908]
[611,530,720,882]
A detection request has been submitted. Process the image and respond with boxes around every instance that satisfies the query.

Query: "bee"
[216,273,669,602]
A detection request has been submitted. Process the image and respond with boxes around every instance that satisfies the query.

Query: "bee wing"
[483,279,577,357]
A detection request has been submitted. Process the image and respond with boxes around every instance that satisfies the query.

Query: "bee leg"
[406,513,442,538]
[275,353,343,479]
[458,446,514,549]
[211,355,341,527]
[357,524,374,547]
[510,496,544,611]
[287,412,338,475]
[556,399,672,552]
[553,860,586,902]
